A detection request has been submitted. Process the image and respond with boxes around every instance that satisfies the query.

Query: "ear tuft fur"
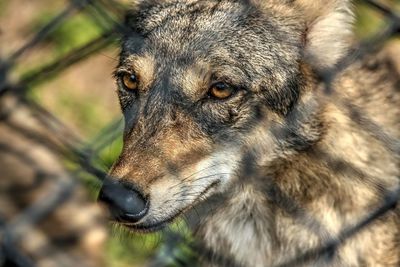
[295,0,354,71]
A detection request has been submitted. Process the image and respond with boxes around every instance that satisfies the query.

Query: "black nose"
[98,179,149,223]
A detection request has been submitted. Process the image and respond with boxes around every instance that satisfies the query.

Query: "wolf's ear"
[295,0,354,70]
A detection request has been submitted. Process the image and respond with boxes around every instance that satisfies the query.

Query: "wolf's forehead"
[147,20,235,56]
[125,1,301,58]
[128,1,256,54]
[137,0,248,32]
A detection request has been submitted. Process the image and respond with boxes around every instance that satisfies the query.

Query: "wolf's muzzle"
[98,178,149,223]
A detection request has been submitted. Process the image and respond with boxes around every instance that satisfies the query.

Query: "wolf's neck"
[196,103,399,267]
[196,184,277,267]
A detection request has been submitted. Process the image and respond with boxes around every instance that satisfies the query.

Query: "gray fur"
[106,0,400,266]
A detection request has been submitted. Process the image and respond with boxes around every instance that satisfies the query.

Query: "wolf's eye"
[122,72,139,91]
[209,82,235,99]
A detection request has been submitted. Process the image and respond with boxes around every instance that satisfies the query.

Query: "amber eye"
[209,82,235,99]
[122,72,139,91]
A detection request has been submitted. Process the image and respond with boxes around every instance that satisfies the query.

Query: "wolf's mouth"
[119,181,220,233]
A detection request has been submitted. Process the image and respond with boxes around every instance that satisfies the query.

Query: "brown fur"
[103,1,400,266]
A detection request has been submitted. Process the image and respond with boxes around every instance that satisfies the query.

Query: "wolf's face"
[98,0,353,231]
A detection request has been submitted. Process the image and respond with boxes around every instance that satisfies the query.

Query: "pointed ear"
[295,0,354,70]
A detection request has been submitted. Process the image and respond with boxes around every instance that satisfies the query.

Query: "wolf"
[98,0,400,266]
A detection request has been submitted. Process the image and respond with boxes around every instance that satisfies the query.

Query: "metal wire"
[0,0,399,266]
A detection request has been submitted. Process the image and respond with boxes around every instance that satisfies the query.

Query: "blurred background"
[0,0,399,267]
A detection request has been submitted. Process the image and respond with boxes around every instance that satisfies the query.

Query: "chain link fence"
[0,0,399,266]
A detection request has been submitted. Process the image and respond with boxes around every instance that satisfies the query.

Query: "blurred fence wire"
[0,0,399,267]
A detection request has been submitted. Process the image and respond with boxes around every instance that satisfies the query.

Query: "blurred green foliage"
[354,0,400,38]
[355,2,384,38]
[0,2,6,16]
[34,12,103,55]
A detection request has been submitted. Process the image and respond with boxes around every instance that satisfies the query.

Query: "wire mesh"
[0,0,399,266]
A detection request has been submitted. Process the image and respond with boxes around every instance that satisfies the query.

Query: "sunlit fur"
[107,0,400,266]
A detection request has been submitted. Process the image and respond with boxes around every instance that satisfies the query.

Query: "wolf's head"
[98,0,353,231]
